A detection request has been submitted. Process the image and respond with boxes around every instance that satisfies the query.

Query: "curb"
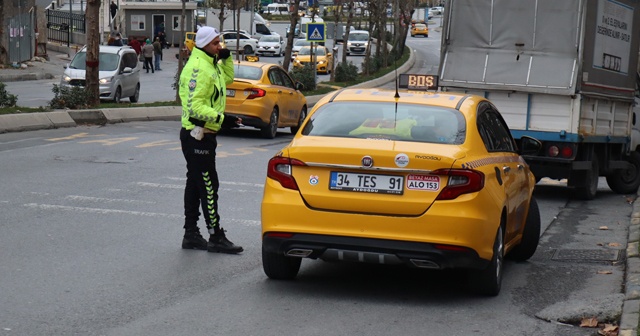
[621,197,640,335]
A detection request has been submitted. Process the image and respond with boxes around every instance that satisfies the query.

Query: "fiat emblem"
[361,156,374,168]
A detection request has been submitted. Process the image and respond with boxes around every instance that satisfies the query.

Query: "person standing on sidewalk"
[152,37,163,71]
[177,26,243,254]
[141,39,154,73]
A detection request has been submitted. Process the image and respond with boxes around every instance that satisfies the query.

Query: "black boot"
[182,230,208,250]
[207,231,243,254]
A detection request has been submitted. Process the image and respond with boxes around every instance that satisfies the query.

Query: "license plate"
[226,89,235,97]
[329,171,404,195]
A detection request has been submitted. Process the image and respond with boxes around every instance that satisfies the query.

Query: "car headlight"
[318,60,326,65]
[99,77,112,84]
[364,42,369,46]
[274,45,280,49]
[294,59,301,64]
[62,75,71,82]
[347,42,353,46]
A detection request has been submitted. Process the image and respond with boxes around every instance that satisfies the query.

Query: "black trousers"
[180,128,221,235]
[144,57,154,73]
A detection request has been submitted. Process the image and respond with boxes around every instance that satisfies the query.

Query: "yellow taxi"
[184,32,197,51]
[411,23,429,37]
[260,74,542,296]
[292,46,333,74]
[224,57,308,139]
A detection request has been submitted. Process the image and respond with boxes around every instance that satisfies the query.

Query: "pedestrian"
[128,37,141,56]
[177,26,243,254]
[142,38,154,73]
[152,37,163,71]
[113,33,124,46]
[110,1,118,20]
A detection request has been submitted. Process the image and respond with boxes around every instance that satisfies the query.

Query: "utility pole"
[176,0,186,103]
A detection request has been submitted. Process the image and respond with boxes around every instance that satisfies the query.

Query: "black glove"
[222,115,241,128]
[188,117,205,127]
[218,48,231,60]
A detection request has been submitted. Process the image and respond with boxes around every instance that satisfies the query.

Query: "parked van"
[61,45,141,103]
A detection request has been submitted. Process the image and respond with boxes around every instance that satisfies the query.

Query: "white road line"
[65,195,156,204]
[22,203,260,225]
[23,203,182,219]
[135,182,262,192]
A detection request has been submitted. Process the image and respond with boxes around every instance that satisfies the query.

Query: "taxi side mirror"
[295,82,304,90]
[519,136,542,156]
[327,53,332,57]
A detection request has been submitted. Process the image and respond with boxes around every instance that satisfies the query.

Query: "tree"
[391,0,414,61]
[341,0,354,65]
[85,0,100,106]
[176,0,187,103]
[281,0,301,70]
[330,0,345,81]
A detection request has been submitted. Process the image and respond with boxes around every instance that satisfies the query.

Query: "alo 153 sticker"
[407,175,439,191]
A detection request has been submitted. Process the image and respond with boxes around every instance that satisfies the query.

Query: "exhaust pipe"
[410,259,440,269]
[286,249,313,258]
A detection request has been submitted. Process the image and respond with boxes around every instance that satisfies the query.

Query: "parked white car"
[220,31,259,54]
[256,35,286,57]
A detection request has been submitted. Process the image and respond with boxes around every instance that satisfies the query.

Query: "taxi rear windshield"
[301,102,466,144]
[233,65,263,80]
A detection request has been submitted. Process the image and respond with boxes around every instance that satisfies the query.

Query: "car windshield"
[301,102,466,144]
[233,64,263,80]
[69,52,119,71]
[260,36,279,43]
[349,33,369,41]
[294,40,311,47]
[298,47,325,56]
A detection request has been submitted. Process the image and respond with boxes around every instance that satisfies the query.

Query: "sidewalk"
[0,42,78,83]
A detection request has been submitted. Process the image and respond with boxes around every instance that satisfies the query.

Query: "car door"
[476,103,524,240]
[222,33,238,52]
[275,67,301,124]
[266,66,292,124]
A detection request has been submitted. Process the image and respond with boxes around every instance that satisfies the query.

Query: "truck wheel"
[468,226,503,296]
[574,154,599,200]
[507,198,540,261]
[606,151,640,194]
[262,244,301,280]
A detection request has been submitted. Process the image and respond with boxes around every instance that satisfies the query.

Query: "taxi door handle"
[277,90,283,94]
[517,164,524,170]
[503,166,511,173]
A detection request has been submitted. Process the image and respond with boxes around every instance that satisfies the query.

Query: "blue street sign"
[307,0,316,7]
[305,22,326,42]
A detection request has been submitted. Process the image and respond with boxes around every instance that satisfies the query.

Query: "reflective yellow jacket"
[179,47,234,131]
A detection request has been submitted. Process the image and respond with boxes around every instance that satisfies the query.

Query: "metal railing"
[46,9,86,46]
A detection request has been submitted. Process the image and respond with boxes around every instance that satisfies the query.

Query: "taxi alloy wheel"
[261,108,279,139]
[262,244,301,280]
[469,226,504,296]
[507,197,540,261]
[290,106,307,134]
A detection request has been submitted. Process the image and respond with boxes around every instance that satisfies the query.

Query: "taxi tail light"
[432,168,485,200]
[245,88,266,99]
[267,156,306,190]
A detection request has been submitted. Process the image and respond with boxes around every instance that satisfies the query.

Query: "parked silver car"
[60,45,141,103]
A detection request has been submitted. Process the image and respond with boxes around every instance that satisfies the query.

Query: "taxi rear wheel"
[507,198,540,261]
[290,106,307,134]
[262,244,301,280]
[261,108,279,139]
[468,226,503,296]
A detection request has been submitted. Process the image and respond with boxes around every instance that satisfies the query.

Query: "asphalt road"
[0,121,632,336]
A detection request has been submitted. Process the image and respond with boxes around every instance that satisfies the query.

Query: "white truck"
[205,10,277,39]
[438,0,640,199]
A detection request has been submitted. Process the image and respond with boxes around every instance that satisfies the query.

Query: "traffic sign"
[305,22,326,42]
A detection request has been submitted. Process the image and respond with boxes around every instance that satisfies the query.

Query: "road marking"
[136,140,179,148]
[46,133,103,142]
[165,177,264,188]
[79,137,138,146]
[65,195,156,204]
[23,203,183,219]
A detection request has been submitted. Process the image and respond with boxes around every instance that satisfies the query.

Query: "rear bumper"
[263,233,488,270]
[225,113,268,129]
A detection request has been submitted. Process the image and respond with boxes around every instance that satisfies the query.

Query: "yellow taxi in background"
[224,58,308,139]
[184,32,197,51]
[411,23,429,37]
[292,46,333,74]
[260,74,542,296]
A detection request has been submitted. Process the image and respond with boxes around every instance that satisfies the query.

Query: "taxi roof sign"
[398,74,439,91]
